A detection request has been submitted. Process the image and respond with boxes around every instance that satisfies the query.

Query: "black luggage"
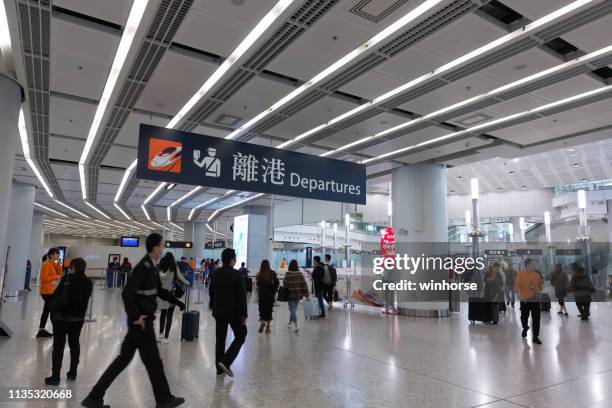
[181,288,199,341]
[540,293,551,312]
[469,297,499,324]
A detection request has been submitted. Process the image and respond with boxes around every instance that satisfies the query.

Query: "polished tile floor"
[0,286,611,408]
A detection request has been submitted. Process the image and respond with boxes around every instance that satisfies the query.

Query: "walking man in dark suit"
[209,248,248,377]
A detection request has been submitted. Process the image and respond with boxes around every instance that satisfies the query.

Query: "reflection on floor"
[1,287,612,408]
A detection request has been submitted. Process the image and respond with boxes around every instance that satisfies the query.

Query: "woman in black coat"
[256,260,279,333]
[45,258,93,385]
[571,264,595,321]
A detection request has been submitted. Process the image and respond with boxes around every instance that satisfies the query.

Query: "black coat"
[209,265,248,321]
[312,265,326,293]
[52,271,93,321]
[257,271,279,301]
[122,255,183,323]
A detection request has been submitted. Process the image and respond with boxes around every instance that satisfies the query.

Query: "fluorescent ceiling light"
[54,200,90,218]
[166,206,171,222]
[166,183,176,190]
[84,201,111,219]
[0,0,12,60]
[280,0,597,150]
[141,204,151,221]
[143,182,168,205]
[34,202,67,218]
[321,43,612,157]
[361,85,612,164]
[166,0,297,129]
[225,0,446,140]
[132,220,152,229]
[187,190,235,221]
[169,222,184,231]
[18,109,53,197]
[113,202,131,220]
[79,0,149,200]
[205,223,226,238]
[114,159,138,202]
[207,193,264,222]
[167,186,202,221]
[151,221,165,229]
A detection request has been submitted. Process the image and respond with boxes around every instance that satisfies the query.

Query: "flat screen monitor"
[120,236,139,247]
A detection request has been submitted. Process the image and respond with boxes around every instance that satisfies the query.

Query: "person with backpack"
[37,248,63,338]
[81,233,186,408]
[157,253,190,343]
[323,254,337,310]
[311,256,327,319]
[256,260,279,334]
[571,264,595,321]
[45,258,93,385]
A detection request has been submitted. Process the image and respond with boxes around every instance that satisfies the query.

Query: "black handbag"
[277,286,289,302]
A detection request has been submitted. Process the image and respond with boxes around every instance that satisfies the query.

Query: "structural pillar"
[392,164,449,317]
[29,211,44,283]
[607,200,612,244]
[183,221,206,259]
[4,183,36,295]
[510,217,523,242]
[243,205,273,264]
[0,74,24,298]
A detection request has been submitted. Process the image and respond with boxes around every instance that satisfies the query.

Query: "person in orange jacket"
[37,248,62,338]
[515,258,543,345]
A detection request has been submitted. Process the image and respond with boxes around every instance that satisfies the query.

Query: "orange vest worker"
[40,259,62,295]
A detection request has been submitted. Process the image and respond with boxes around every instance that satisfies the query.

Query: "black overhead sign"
[485,249,508,256]
[516,249,544,256]
[205,241,225,249]
[137,124,367,204]
[165,241,193,249]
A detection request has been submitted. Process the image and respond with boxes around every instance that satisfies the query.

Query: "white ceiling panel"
[502,0,581,21]
[358,126,453,157]
[113,112,168,148]
[529,74,603,102]
[562,14,612,52]
[489,123,555,145]
[54,0,132,27]
[434,72,504,102]
[483,94,546,117]
[417,13,505,62]
[266,43,335,80]
[48,135,84,162]
[136,52,218,116]
[572,99,612,124]
[50,18,119,100]
[525,110,606,136]
[49,96,95,139]
[374,45,448,83]
[191,0,279,27]
[338,69,404,100]
[102,144,141,168]
[480,47,562,84]
[397,90,459,116]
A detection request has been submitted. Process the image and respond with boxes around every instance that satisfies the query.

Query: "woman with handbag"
[157,252,190,343]
[45,258,92,385]
[281,260,310,332]
[256,260,279,334]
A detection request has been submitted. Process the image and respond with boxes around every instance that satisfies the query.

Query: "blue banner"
[136,124,366,204]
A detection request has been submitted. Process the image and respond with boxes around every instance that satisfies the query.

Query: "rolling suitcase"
[469,297,499,324]
[540,293,551,312]
[303,298,320,319]
[181,287,199,341]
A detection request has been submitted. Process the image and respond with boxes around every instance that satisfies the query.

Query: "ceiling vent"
[455,112,493,127]
[350,0,412,23]
[214,113,243,127]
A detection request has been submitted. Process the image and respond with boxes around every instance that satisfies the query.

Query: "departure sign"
[137,124,366,204]
[516,249,543,256]
[485,249,508,256]
[165,241,193,249]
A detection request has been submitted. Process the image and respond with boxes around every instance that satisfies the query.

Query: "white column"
[0,74,23,294]
[607,200,612,243]
[29,211,44,280]
[4,183,36,295]
[392,164,449,317]
[183,221,206,259]
[510,217,523,242]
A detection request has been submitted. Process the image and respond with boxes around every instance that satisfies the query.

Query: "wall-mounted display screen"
[120,237,140,247]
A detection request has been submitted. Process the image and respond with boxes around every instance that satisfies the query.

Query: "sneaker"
[67,370,77,381]
[557,311,563,315]
[162,337,169,344]
[563,312,569,317]
[157,335,164,342]
[217,362,234,378]
[532,337,542,345]
[521,328,528,338]
[44,376,60,386]
[37,329,53,338]
[81,395,109,408]
[156,396,185,408]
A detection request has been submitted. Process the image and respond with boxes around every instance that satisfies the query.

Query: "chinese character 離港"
[261,157,285,185]
[232,152,259,182]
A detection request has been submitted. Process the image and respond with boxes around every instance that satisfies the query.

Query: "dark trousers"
[51,320,83,377]
[159,306,175,338]
[39,294,53,329]
[90,318,171,403]
[520,301,540,338]
[215,318,247,369]
[324,284,335,304]
[577,301,591,317]
[316,289,326,316]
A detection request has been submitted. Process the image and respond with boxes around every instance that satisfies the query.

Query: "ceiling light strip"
[225,0,446,140]
[114,159,138,202]
[321,43,612,157]
[84,201,112,220]
[18,109,54,197]
[79,0,150,199]
[141,204,151,221]
[54,200,90,218]
[151,221,165,229]
[166,0,298,129]
[187,190,236,221]
[278,0,596,149]
[113,202,132,220]
[143,182,168,205]
[362,85,612,164]
[34,202,67,218]
[169,222,184,231]
[207,193,264,222]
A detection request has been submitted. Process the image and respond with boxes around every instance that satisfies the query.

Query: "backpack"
[322,264,332,285]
